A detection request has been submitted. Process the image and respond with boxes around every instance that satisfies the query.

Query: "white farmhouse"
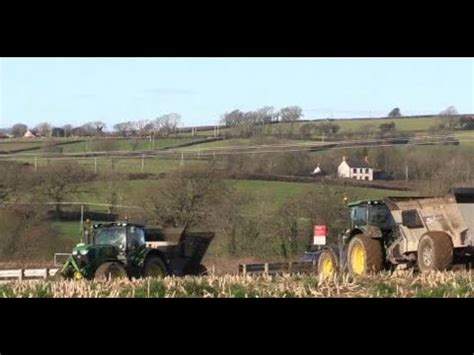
[24,130,41,138]
[338,156,377,181]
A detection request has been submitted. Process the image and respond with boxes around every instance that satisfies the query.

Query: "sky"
[0,58,473,129]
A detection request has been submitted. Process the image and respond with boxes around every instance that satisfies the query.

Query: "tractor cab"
[348,200,395,238]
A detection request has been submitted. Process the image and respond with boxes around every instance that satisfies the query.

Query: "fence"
[0,268,59,281]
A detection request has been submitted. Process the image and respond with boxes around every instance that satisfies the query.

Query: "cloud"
[145,88,195,96]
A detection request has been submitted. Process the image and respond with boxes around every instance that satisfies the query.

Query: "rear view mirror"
[401,209,424,229]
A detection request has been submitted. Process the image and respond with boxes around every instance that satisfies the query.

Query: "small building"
[338,156,382,181]
[24,130,41,138]
[311,163,324,175]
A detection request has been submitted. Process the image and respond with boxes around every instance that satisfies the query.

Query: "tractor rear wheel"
[347,234,384,276]
[417,232,453,272]
[94,262,128,281]
[143,256,168,278]
[317,249,338,279]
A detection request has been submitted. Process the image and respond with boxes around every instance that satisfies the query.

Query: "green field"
[58,138,196,153]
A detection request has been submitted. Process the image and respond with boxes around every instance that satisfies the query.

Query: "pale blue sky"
[0,58,473,129]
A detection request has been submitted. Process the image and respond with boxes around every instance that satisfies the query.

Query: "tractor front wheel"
[143,256,168,278]
[317,249,338,279]
[94,262,128,281]
[417,232,453,272]
[347,234,384,276]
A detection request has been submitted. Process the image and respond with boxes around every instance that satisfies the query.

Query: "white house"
[24,130,41,138]
[311,164,324,175]
[338,156,375,181]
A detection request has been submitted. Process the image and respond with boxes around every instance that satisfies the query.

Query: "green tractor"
[314,188,474,277]
[54,221,214,281]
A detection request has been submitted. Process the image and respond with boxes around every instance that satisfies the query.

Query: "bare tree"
[440,106,459,130]
[221,110,245,127]
[279,106,303,122]
[35,163,95,217]
[11,123,28,137]
[35,122,53,137]
[155,113,181,137]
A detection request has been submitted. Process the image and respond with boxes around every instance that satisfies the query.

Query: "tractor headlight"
[79,249,89,256]
[72,250,78,256]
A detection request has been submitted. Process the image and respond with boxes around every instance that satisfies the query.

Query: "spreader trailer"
[239,187,474,277]
[55,221,214,281]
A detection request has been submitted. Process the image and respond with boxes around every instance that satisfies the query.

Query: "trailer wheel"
[417,232,453,272]
[94,262,128,281]
[317,249,338,279]
[143,256,168,278]
[347,234,384,276]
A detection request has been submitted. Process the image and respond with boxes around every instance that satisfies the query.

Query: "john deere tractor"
[314,188,474,277]
[54,221,214,281]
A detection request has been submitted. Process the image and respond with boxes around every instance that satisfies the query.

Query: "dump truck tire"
[347,234,384,276]
[94,262,128,281]
[192,264,208,276]
[318,249,338,279]
[143,256,168,278]
[417,232,453,272]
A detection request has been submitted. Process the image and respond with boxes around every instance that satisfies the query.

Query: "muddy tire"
[317,249,338,279]
[193,264,208,276]
[94,262,128,281]
[347,234,384,276]
[143,256,168,278]
[417,232,453,272]
[52,269,66,281]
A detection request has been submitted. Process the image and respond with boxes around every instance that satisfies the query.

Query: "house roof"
[344,158,371,168]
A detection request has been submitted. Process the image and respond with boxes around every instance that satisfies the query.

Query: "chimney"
[342,156,346,162]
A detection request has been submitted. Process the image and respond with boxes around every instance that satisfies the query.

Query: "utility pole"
[405,165,409,181]
[34,156,38,172]
[94,157,98,174]
[141,155,145,173]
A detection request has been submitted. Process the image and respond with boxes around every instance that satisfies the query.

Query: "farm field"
[1,271,473,297]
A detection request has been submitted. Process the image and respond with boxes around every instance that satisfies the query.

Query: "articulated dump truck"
[239,187,474,277]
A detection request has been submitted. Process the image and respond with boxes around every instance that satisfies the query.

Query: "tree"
[388,107,402,118]
[35,122,53,137]
[35,163,95,217]
[279,106,303,122]
[11,123,28,137]
[113,121,135,137]
[143,164,224,228]
[81,121,107,136]
[256,106,276,124]
[154,113,181,136]
[440,106,459,130]
[62,124,73,137]
[440,106,458,116]
[51,127,65,138]
[221,110,245,127]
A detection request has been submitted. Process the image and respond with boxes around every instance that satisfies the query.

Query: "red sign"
[313,225,327,237]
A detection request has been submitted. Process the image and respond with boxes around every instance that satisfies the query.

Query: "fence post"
[44,268,49,279]
[19,269,24,281]
[264,263,269,275]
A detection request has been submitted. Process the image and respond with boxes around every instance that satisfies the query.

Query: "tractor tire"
[347,234,384,276]
[317,249,338,279]
[51,269,66,281]
[143,256,168,278]
[94,262,128,281]
[192,264,209,276]
[417,232,453,272]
